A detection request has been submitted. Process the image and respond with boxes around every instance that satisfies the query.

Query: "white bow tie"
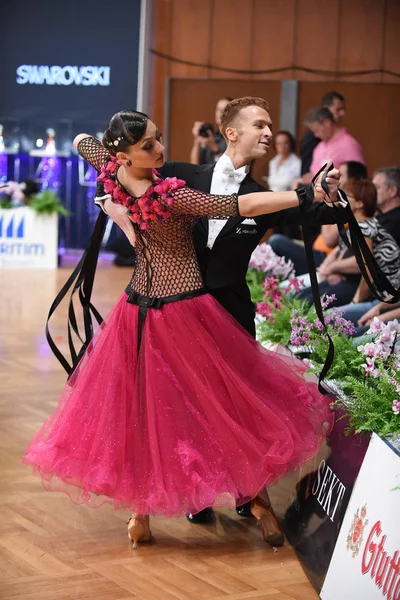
[221,163,248,184]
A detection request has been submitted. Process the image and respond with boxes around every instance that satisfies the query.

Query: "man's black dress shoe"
[186,507,214,523]
[236,501,254,518]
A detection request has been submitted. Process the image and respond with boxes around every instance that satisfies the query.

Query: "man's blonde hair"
[220,96,270,138]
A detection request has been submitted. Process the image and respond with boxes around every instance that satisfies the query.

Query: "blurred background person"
[298,107,365,184]
[373,166,400,245]
[300,90,346,176]
[266,130,301,192]
[335,166,400,327]
[0,178,39,207]
[265,130,301,239]
[190,97,233,165]
[268,161,367,275]
[298,178,400,307]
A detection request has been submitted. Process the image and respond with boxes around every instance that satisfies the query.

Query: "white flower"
[249,243,294,279]
[386,320,400,334]
[368,317,384,335]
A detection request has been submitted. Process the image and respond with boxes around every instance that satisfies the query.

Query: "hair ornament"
[107,136,124,147]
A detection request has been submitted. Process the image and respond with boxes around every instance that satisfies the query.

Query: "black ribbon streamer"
[45,210,107,377]
[301,165,400,394]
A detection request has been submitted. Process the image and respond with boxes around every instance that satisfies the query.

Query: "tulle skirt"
[23,291,334,516]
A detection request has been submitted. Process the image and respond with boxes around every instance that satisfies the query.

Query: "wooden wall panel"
[383,0,400,83]
[169,0,212,78]
[167,79,281,163]
[297,81,400,175]
[251,0,296,80]
[293,0,340,81]
[149,0,173,132]
[209,0,253,78]
[150,0,400,172]
[337,0,385,83]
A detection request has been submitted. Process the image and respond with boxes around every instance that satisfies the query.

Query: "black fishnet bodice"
[77,136,239,297]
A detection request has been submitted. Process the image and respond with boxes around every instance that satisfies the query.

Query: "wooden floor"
[0,265,319,600]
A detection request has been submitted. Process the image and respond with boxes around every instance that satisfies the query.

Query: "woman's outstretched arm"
[74,134,109,172]
[168,163,341,218]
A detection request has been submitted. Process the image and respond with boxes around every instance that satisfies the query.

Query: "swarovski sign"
[16,65,111,86]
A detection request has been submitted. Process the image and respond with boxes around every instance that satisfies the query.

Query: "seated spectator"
[332,166,400,324]
[190,97,232,165]
[1,179,39,207]
[298,179,400,307]
[373,166,400,246]
[300,90,346,176]
[353,301,400,337]
[268,161,367,275]
[298,107,365,184]
[267,131,301,192]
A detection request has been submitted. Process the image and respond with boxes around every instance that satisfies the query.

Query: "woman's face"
[274,134,291,156]
[344,191,362,213]
[120,120,165,168]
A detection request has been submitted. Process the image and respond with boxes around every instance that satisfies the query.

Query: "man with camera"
[190,97,232,165]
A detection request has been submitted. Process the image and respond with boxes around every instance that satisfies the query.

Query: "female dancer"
[23,110,340,548]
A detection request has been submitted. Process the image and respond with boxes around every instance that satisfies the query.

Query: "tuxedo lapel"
[194,164,215,192]
[215,176,260,240]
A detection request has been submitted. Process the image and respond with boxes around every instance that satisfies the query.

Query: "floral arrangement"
[29,190,70,215]
[253,274,400,436]
[249,243,295,280]
[256,276,307,346]
[342,318,400,435]
[246,243,294,303]
[98,156,185,230]
[0,183,69,216]
[288,295,364,381]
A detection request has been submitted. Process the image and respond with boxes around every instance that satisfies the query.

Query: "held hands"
[312,161,341,205]
[103,197,136,246]
[358,303,382,326]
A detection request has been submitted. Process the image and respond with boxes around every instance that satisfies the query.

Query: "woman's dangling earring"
[126,159,132,167]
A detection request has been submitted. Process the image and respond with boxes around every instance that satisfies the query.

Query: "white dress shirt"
[268,153,301,192]
[207,154,250,249]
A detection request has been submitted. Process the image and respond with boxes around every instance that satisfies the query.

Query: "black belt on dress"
[125,286,207,353]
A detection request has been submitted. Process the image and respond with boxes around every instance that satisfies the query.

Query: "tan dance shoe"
[127,515,152,550]
[251,495,285,547]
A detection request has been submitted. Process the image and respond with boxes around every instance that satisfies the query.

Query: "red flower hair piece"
[98,156,186,230]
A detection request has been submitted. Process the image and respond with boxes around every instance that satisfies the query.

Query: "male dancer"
[95,97,348,542]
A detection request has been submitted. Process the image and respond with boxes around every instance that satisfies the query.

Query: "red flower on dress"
[97,158,186,230]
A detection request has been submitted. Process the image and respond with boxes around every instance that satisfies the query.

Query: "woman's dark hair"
[345,161,368,179]
[103,110,149,155]
[273,130,296,153]
[343,178,377,218]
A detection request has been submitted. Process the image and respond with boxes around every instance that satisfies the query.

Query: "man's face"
[232,106,273,159]
[373,172,392,209]
[309,119,332,141]
[215,99,230,126]
[326,98,345,124]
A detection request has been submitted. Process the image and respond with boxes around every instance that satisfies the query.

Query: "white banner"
[321,433,400,600]
[0,207,58,269]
